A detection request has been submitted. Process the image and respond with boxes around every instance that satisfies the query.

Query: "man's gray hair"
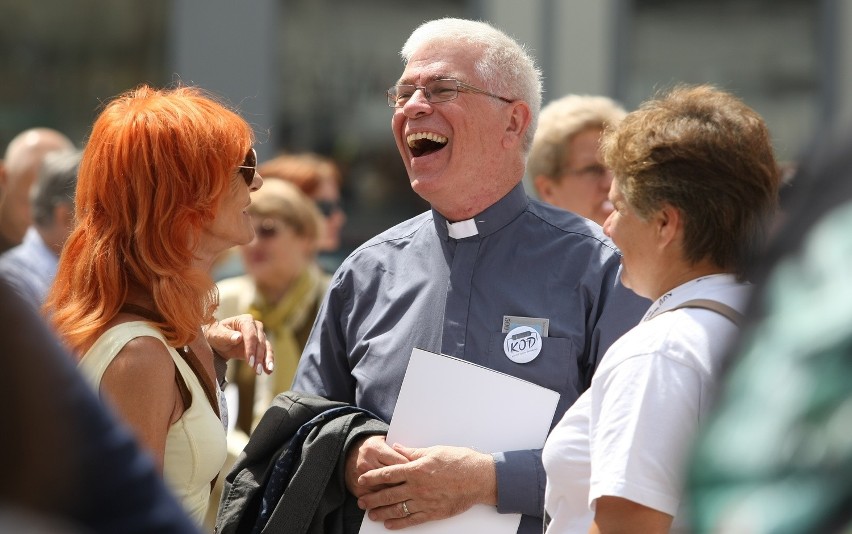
[401,18,543,152]
[31,149,81,227]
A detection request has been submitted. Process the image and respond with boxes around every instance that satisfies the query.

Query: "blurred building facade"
[1,0,847,255]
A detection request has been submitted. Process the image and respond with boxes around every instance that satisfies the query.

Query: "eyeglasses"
[236,148,258,186]
[562,164,611,183]
[387,78,513,108]
[315,199,342,217]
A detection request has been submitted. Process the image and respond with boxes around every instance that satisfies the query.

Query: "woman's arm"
[589,496,673,534]
[99,336,181,472]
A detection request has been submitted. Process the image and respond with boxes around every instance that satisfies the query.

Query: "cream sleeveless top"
[78,321,227,524]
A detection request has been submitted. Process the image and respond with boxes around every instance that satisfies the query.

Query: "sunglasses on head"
[236,148,258,186]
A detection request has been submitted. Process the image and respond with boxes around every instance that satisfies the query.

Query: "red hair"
[46,85,254,355]
[256,152,341,196]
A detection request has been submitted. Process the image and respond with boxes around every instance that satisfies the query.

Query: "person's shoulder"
[103,333,177,386]
[523,200,621,261]
[593,318,682,378]
[610,310,724,372]
[526,199,615,246]
[216,274,253,297]
[341,211,434,264]
[0,244,30,272]
[88,320,170,357]
[360,211,433,248]
[215,275,255,317]
[0,246,35,292]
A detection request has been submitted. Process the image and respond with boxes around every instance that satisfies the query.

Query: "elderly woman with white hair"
[528,95,626,226]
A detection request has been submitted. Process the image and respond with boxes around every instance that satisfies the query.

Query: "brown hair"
[46,85,254,354]
[249,178,323,246]
[256,152,341,197]
[602,84,780,278]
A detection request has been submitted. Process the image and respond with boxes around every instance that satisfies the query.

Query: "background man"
[0,128,74,253]
[0,149,80,308]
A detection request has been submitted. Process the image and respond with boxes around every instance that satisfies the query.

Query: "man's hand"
[203,315,273,374]
[356,443,497,530]
[345,435,409,498]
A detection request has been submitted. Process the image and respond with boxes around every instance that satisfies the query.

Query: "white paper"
[359,348,560,534]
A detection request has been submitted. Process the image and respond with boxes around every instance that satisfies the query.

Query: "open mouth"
[407,132,448,157]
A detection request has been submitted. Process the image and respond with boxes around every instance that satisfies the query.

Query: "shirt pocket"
[487,331,578,395]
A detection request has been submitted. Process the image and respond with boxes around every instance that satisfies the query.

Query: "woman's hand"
[204,315,274,375]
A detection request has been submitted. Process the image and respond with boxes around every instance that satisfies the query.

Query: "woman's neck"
[124,286,157,311]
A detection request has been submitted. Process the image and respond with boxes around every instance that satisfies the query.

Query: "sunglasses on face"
[253,218,283,239]
[315,199,342,217]
[236,148,258,186]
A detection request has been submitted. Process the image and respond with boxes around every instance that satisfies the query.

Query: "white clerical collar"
[446,218,479,239]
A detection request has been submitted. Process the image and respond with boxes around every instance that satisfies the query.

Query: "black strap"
[669,298,744,326]
[120,303,222,491]
[179,345,221,420]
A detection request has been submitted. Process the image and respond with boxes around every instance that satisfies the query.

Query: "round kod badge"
[503,325,542,363]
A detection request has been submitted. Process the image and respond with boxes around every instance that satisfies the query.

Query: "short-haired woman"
[542,85,781,533]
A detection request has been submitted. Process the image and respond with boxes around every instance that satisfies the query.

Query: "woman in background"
[258,152,346,271]
[217,178,328,435]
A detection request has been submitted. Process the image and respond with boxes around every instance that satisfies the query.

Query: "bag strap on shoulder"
[669,298,744,327]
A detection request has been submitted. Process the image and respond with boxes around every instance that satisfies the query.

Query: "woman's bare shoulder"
[105,334,177,388]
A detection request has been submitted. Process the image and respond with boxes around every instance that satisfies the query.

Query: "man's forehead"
[396,71,458,85]
[398,44,476,84]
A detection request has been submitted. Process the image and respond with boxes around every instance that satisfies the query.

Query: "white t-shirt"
[542,274,749,533]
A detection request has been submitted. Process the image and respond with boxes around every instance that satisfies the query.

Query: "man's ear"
[55,202,75,232]
[503,101,532,148]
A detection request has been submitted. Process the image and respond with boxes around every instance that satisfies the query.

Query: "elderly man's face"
[391,42,511,213]
[0,166,36,245]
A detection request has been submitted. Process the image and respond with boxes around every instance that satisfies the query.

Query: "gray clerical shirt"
[292,182,649,533]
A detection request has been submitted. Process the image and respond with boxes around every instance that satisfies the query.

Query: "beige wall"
[482,0,619,103]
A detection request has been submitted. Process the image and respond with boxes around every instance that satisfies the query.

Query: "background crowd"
[1,7,850,534]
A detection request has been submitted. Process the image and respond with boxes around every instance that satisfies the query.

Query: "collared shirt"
[0,226,58,308]
[292,183,648,533]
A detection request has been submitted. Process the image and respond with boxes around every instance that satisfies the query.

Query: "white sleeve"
[588,352,701,516]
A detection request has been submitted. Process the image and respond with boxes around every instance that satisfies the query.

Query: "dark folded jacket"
[215,390,388,534]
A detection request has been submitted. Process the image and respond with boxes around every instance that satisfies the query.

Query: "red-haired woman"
[45,85,274,523]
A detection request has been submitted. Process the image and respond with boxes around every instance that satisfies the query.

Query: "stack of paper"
[359,348,560,534]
